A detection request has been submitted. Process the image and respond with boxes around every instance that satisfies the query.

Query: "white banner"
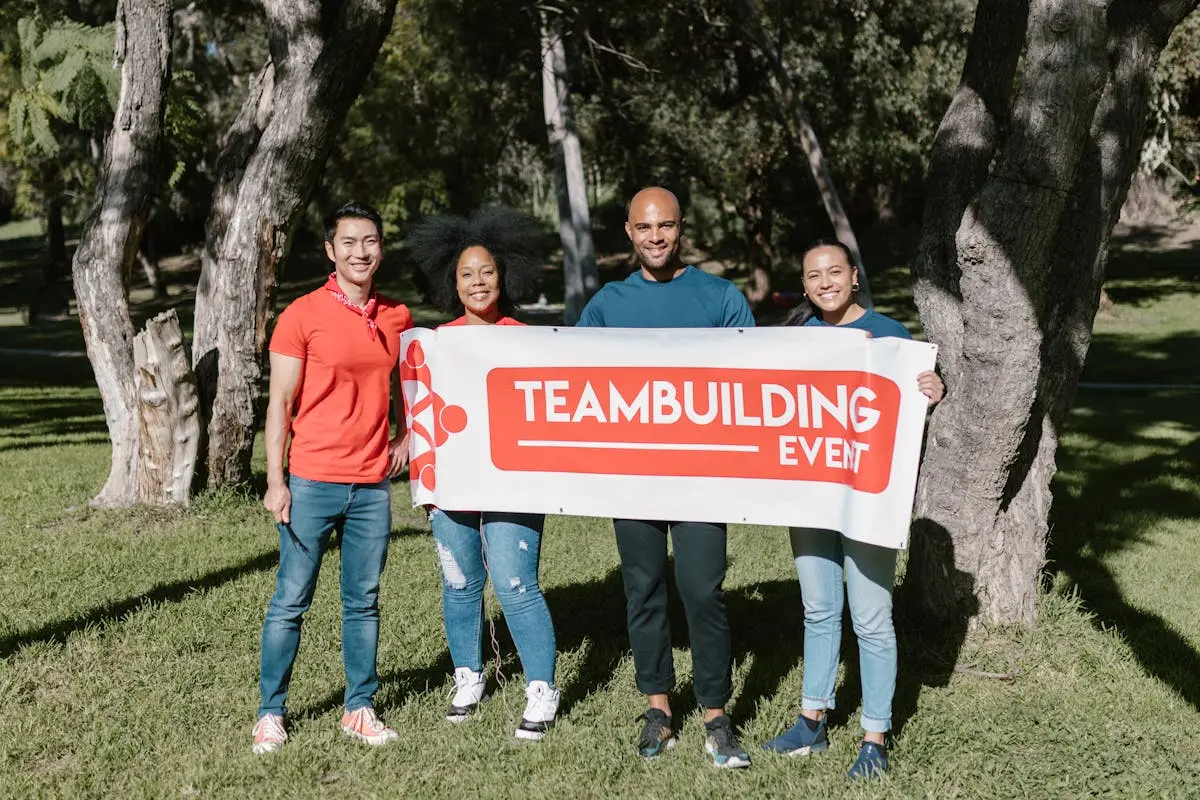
[402,325,936,549]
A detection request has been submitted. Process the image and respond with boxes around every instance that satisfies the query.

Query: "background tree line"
[1,0,1198,631]
[4,1,1197,298]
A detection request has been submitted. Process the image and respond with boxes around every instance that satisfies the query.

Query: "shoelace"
[638,713,670,748]
[448,672,480,701]
[256,715,285,740]
[352,708,384,734]
[707,719,736,748]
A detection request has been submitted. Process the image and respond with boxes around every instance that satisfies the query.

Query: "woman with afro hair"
[407,208,559,741]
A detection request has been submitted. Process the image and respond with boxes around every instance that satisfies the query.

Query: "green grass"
[0,218,1198,797]
[0,390,1198,798]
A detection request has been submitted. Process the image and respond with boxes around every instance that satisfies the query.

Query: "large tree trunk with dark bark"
[541,16,598,326]
[906,0,1199,626]
[70,0,172,507]
[191,0,398,489]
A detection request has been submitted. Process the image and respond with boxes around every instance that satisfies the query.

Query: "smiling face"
[802,245,861,323]
[455,245,502,323]
[625,188,684,279]
[325,216,382,291]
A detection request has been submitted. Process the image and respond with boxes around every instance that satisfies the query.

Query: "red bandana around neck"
[324,273,378,341]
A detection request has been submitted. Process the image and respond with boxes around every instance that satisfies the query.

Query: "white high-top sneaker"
[446,667,486,722]
[515,680,560,741]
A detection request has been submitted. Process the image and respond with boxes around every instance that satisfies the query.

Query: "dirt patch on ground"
[1112,214,1200,251]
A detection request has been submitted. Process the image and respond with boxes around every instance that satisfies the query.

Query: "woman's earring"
[852,283,860,292]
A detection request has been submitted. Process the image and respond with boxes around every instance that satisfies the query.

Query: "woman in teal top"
[763,239,943,779]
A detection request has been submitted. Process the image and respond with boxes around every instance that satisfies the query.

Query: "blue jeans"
[430,509,556,685]
[258,476,392,718]
[790,527,897,734]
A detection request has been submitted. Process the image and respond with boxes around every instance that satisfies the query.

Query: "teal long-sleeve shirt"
[576,266,755,329]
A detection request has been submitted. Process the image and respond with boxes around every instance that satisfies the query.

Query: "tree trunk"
[70,0,172,508]
[42,164,68,288]
[742,153,776,307]
[541,16,598,325]
[737,0,872,307]
[191,0,398,489]
[906,0,1198,626]
[137,250,168,299]
[134,310,200,505]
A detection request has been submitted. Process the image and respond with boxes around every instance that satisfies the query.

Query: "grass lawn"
[0,219,1198,798]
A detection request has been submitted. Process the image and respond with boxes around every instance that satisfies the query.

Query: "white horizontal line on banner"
[515,440,760,453]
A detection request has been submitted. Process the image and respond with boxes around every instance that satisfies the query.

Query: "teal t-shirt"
[803,308,911,340]
[576,266,755,328]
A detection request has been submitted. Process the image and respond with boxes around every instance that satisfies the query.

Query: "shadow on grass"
[0,353,98,389]
[1104,232,1200,307]
[295,565,633,721]
[1048,389,1200,713]
[0,524,428,661]
[1082,330,1200,385]
[0,549,280,660]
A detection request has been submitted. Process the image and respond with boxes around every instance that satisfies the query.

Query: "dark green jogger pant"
[613,518,733,709]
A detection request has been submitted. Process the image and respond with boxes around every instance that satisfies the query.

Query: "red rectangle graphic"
[485,367,900,493]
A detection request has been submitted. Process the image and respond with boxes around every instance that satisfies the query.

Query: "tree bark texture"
[134,310,200,506]
[907,0,1198,626]
[42,163,68,289]
[737,0,872,307]
[70,0,172,507]
[541,17,598,326]
[191,0,398,488]
[741,151,776,307]
[137,250,168,299]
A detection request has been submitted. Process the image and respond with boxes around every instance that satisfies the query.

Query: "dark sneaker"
[703,715,751,769]
[847,740,889,780]
[761,713,830,756]
[636,708,676,759]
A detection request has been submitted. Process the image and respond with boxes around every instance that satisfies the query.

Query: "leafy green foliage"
[321,0,545,230]
[7,15,117,155]
[1148,9,1200,204]
[558,0,969,267]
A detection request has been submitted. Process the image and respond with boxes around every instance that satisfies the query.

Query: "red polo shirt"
[269,287,413,482]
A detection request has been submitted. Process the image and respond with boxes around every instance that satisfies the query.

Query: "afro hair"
[407,208,544,316]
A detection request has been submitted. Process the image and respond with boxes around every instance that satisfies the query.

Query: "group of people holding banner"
[251,188,943,782]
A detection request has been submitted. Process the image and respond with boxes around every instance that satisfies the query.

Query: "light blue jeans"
[258,476,391,718]
[430,509,556,685]
[790,527,898,734]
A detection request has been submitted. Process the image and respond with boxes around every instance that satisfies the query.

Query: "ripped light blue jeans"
[791,527,898,734]
[430,509,556,685]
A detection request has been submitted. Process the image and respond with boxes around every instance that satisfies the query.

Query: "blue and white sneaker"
[703,715,751,769]
[847,740,889,779]
[761,712,830,756]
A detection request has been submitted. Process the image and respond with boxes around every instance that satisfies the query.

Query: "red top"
[269,286,413,482]
[439,315,524,327]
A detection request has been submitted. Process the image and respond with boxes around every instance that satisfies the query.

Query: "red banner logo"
[401,340,468,491]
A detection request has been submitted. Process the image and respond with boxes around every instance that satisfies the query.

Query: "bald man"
[577,187,754,768]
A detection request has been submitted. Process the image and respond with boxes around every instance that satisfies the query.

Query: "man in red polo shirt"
[252,202,412,754]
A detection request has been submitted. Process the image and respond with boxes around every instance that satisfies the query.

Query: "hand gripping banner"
[401,326,936,549]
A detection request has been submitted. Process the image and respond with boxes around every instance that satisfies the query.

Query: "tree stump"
[134,310,200,506]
